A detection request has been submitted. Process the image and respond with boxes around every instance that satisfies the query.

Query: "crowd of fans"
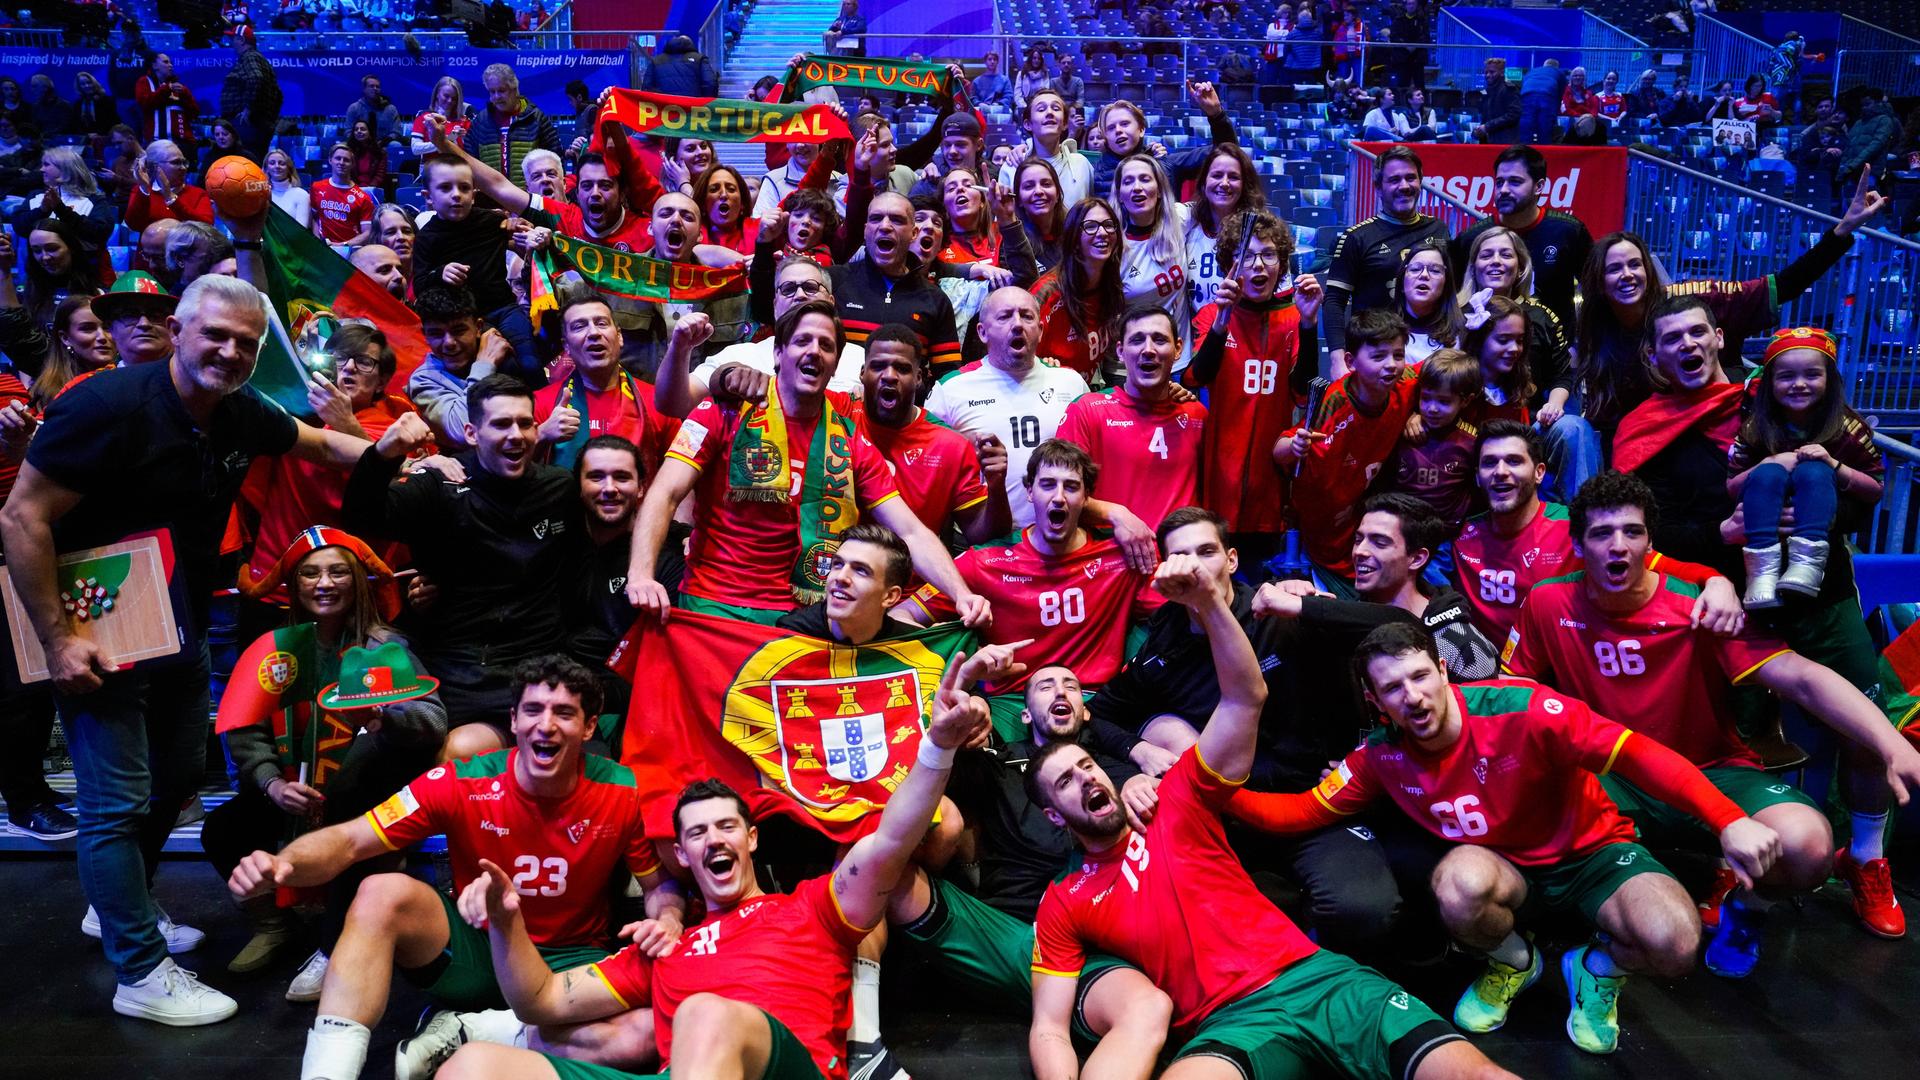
[1,9,1918,1080]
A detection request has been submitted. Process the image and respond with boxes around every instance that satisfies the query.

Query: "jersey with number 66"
[1055,386,1206,536]
[364,750,663,948]
[925,360,1089,528]
[1032,749,1320,1032]
[908,528,1147,696]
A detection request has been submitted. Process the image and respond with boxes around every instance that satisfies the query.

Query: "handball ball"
[205,156,271,218]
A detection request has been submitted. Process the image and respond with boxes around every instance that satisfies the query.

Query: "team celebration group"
[4,38,1919,1080]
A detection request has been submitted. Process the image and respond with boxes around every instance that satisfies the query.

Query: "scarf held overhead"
[778,54,956,101]
[593,89,851,144]
[726,391,858,602]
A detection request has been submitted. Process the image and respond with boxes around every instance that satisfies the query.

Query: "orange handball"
[205,155,272,218]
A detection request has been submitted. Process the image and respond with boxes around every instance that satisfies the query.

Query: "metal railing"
[1346,140,1480,236]
[1866,433,1920,556]
[1580,11,1662,87]
[1691,15,1776,95]
[1435,9,1492,90]
[1833,16,1920,98]
[1624,148,1920,431]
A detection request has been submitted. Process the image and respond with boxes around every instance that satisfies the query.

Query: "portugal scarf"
[1613,381,1745,474]
[549,368,640,471]
[726,392,857,602]
[778,54,958,101]
[593,89,851,144]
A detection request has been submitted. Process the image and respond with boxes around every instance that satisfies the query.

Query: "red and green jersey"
[0,372,29,502]
[666,393,901,610]
[525,192,655,252]
[1287,365,1422,574]
[587,876,870,1080]
[856,406,989,534]
[313,178,377,244]
[533,371,680,473]
[1306,681,1642,866]
[1055,386,1206,536]
[909,529,1148,695]
[365,750,663,948]
[1188,298,1305,534]
[1502,573,1792,769]
[1032,750,1320,1032]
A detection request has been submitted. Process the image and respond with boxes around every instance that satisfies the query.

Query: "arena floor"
[4,834,1919,1080]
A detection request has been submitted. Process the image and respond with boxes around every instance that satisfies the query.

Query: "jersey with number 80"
[365,749,663,948]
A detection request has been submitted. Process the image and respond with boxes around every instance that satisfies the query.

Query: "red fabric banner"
[1355,142,1630,237]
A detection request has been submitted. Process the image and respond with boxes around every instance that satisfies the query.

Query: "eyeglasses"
[1405,264,1446,278]
[336,355,381,373]
[775,279,829,298]
[296,566,355,584]
[1243,252,1283,267]
[1080,220,1118,235]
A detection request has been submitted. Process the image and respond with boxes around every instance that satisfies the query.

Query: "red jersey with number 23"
[1032,750,1319,1032]
[909,529,1148,695]
[365,751,663,948]
[1502,573,1791,769]
[587,876,870,1080]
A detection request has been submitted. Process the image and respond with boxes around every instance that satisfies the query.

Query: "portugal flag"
[1875,619,1920,747]
[252,207,430,419]
[610,610,973,841]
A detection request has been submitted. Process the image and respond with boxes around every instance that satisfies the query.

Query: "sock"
[302,1015,371,1080]
[460,1008,526,1046]
[1851,810,1890,862]
[1485,932,1531,970]
[1582,946,1624,978]
[850,956,883,1045]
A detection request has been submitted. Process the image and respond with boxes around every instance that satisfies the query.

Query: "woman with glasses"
[1031,198,1127,383]
[1394,239,1463,363]
[204,526,445,990]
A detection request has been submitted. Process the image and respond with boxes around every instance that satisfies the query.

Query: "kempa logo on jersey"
[1427,169,1584,216]
[1103,418,1135,428]
[480,819,510,837]
[1557,616,1588,630]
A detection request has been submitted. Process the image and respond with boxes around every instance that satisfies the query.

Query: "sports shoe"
[1704,890,1766,977]
[174,795,207,828]
[1561,946,1625,1055]
[82,905,205,953]
[395,1008,467,1080]
[848,1039,912,1080]
[1452,939,1543,1034]
[6,801,78,841]
[286,949,329,1002]
[1836,847,1906,939]
[1697,865,1739,930]
[111,958,239,1027]
[227,926,292,973]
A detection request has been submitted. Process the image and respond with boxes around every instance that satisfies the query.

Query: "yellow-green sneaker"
[1562,944,1626,1055]
[1452,938,1543,1033]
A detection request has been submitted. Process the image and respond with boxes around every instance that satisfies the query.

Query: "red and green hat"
[92,271,178,325]
[239,525,404,621]
[1762,325,1838,366]
[319,641,440,710]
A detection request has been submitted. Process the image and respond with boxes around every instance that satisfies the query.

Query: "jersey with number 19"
[925,360,1089,528]
[1032,750,1320,1031]
[364,750,663,948]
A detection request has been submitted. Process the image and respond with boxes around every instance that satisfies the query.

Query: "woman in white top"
[264,147,310,229]
[1394,238,1462,363]
[1111,152,1191,377]
[998,88,1092,209]
[1182,142,1267,314]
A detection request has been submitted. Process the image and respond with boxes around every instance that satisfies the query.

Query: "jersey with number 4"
[1309,680,1641,866]
[365,750,662,948]
[1502,573,1791,769]
[1032,750,1319,1031]
[587,876,869,1080]
[925,360,1089,528]
[909,529,1147,696]
[1055,386,1206,534]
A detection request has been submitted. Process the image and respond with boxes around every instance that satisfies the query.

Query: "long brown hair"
[289,546,393,646]
[32,296,112,409]
[1060,197,1124,338]
[1464,295,1536,406]
[1577,231,1665,426]
[1188,143,1266,239]
[1393,238,1463,348]
[693,164,751,236]
[1738,346,1859,456]
[1013,157,1066,240]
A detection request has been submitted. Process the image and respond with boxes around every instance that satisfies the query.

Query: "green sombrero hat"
[319,641,440,710]
[91,271,179,324]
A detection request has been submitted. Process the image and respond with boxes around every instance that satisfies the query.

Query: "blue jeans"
[1743,459,1838,542]
[56,643,213,984]
[1543,412,1603,503]
[486,303,543,385]
[1520,92,1557,145]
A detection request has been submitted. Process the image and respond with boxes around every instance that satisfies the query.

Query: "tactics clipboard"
[1,530,189,684]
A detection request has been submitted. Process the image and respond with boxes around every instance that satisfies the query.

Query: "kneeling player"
[229,657,687,1080]
[1026,555,1512,1080]
[431,651,993,1080]
[1232,623,1782,1054]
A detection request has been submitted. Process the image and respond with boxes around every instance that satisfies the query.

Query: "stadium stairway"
[711,0,847,173]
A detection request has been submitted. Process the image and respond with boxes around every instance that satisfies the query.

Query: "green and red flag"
[1874,619,1920,747]
[541,232,748,309]
[776,54,957,102]
[608,610,973,841]
[251,206,429,418]
[594,89,850,144]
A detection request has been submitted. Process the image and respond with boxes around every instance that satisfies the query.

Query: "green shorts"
[677,593,791,626]
[898,877,1127,1043]
[404,892,612,1010]
[1602,765,1817,850]
[1174,949,1461,1080]
[1519,841,1674,925]
[543,1007,821,1080]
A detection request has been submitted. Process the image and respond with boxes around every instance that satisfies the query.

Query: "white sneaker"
[81,905,206,953]
[112,958,238,1027]
[286,949,330,1003]
[394,1009,467,1080]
